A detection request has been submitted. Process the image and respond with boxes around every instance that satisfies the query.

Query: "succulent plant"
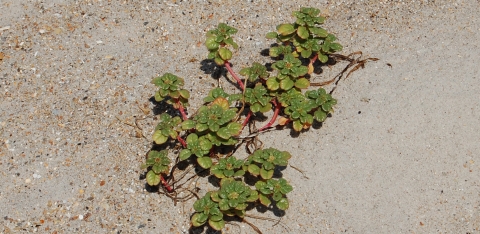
[141,150,171,186]
[245,148,291,179]
[244,84,273,113]
[152,113,182,145]
[284,98,315,131]
[239,62,269,82]
[210,156,245,179]
[203,87,242,105]
[179,133,213,168]
[191,192,225,230]
[255,178,293,210]
[211,180,258,217]
[205,23,239,65]
[305,87,337,122]
[194,104,237,133]
[152,73,190,108]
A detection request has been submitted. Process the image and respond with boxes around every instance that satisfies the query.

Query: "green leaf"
[248,164,260,175]
[266,78,280,91]
[330,43,343,52]
[277,24,295,36]
[292,120,303,131]
[297,26,309,39]
[276,198,290,210]
[205,36,219,50]
[196,123,209,132]
[218,48,232,61]
[181,120,195,130]
[301,49,312,58]
[234,170,245,177]
[152,130,168,145]
[319,54,328,63]
[258,193,271,206]
[197,157,213,169]
[191,213,207,227]
[227,122,242,136]
[216,127,231,140]
[260,168,274,179]
[146,170,161,186]
[179,89,190,99]
[208,219,225,231]
[314,110,327,122]
[214,57,224,66]
[295,78,310,89]
[179,149,192,161]
[265,31,278,39]
[199,138,213,151]
[310,27,328,37]
[280,78,294,90]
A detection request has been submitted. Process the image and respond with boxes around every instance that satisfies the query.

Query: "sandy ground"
[1,0,479,233]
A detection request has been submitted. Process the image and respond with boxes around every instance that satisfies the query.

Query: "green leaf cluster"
[203,87,242,105]
[179,133,213,168]
[191,192,225,230]
[266,54,310,91]
[152,73,190,108]
[210,156,245,179]
[255,178,293,210]
[152,113,182,145]
[266,7,342,61]
[211,180,258,217]
[239,62,269,82]
[244,148,291,179]
[306,88,337,122]
[205,23,239,65]
[244,84,272,113]
[141,150,171,186]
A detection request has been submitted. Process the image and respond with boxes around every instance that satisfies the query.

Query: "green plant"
[244,148,291,180]
[255,178,293,210]
[141,150,173,192]
[140,6,374,232]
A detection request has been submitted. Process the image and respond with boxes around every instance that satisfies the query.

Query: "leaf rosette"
[152,73,190,108]
[244,84,272,113]
[245,148,291,180]
[141,150,171,186]
[255,178,293,210]
[205,23,239,65]
[191,192,225,230]
[239,62,269,82]
[152,113,182,145]
[210,156,245,179]
[211,180,258,217]
[305,88,337,122]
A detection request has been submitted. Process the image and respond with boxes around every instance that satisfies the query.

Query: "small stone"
[25,178,31,183]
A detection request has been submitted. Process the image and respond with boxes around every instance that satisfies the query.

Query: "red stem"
[242,111,253,130]
[177,135,187,148]
[258,99,280,131]
[310,53,318,65]
[176,99,188,121]
[160,174,174,193]
[224,61,245,91]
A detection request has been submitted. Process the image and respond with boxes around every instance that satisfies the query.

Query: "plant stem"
[176,99,188,120]
[177,135,187,148]
[242,111,252,130]
[310,53,318,65]
[258,99,280,131]
[224,61,245,91]
[160,175,174,193]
